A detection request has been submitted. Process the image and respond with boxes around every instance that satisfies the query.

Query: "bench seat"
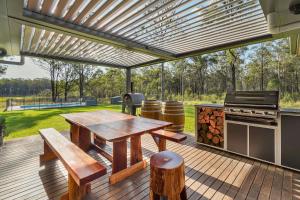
[150,129,187,142]
[40,128,106,200]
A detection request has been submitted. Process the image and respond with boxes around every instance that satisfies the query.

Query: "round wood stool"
[150,151,187,200]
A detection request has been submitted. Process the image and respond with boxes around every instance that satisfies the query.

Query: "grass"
[3,99,300,141]
[2,104,196,140]
[2,105,121,140]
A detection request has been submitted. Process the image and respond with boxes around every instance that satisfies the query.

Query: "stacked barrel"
[141,100,185,133]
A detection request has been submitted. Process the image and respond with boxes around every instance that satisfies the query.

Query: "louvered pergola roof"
[1,0,273,68]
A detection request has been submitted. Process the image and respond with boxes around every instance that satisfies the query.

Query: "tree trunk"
[51,79,56,102]
[79,72,84,99]
[64,82,68,101]
[261,53,264,91]
[231,63,236,91]
[295,70,299,93]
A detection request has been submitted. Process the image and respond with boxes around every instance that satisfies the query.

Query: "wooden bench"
[39,128,106,200]
[150,130,187,152]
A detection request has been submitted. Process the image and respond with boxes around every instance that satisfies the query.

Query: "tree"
[60,64,77,101]
[34,58,62,102]
[247,43,273,91]
[74,64,95,99]
[226,48,247,91]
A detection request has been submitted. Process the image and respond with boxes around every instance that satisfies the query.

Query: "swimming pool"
[19,102,85,110]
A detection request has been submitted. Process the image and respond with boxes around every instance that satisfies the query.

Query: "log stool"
[150,151,187,200]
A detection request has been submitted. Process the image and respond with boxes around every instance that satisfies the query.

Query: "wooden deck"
[0,133,300,200]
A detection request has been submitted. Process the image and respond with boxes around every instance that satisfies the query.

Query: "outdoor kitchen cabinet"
[227,123,247,155]
[281,110,300,170]
[249,126,275,163]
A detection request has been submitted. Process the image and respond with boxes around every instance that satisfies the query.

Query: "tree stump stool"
[150,151,187,200]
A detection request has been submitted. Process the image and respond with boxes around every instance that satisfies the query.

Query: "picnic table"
[61,110,172,184]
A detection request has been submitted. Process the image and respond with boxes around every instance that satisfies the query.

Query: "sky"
[2,57,49,79]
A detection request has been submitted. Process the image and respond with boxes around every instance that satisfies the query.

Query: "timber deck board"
[0,133,299,200]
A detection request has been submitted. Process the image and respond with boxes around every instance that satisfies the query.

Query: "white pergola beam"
[5,0,175,60]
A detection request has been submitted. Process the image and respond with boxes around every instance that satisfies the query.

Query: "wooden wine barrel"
[161,101,185,133]
[141,100,161,120]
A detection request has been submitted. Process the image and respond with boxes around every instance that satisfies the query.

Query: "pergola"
[1,0,300,93]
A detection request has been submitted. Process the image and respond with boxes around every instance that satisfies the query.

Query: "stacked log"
[197,107,224,147]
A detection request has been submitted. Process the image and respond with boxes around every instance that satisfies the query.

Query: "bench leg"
[158,138,166,152]
[61,173,91,200]
[151,136,166,152]
[40,141,57,166]
[130,135,143,165]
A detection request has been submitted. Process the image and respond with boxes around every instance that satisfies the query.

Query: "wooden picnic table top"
[61,110,172,142]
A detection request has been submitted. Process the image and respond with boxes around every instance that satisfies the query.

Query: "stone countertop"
[195,103,300,115]
[195,104,224,108]
[280,108,300,115]
[194,104,300,115]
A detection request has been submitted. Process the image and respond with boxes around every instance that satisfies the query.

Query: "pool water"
[20,102,84,109]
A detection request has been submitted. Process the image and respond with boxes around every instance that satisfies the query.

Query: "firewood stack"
[197,107,224,147]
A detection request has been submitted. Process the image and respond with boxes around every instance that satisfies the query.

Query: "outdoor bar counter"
[195,104,300,171]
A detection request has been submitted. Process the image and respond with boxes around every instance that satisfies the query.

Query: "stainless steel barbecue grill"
[224,91,279,125]
[224,91,280,163]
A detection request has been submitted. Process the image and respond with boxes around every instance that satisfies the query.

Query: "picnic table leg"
[110,138,147,184]
[112,140,127,174]
[79,126,91,151]
[70,123,79,146]
[69,123,91,151]
[130,135,143,165]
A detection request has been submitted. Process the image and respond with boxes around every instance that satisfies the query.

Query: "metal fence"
[5,96,98,111]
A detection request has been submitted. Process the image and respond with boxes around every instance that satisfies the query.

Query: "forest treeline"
[0,78,50,96]
[0,38,300,103]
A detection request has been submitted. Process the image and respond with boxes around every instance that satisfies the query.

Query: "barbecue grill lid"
[123,93,145,105]
[224,91,279,109]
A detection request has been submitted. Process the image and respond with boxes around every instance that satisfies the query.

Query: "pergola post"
[161,63,165,101]
[126,68,131,93]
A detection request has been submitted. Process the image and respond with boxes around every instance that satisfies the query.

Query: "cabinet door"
[249,126,275,163]
[227,123,247,155]
[281,115,300,170]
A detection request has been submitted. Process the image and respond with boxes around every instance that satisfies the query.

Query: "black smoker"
[122,82,145,115]
[122,93,145,115]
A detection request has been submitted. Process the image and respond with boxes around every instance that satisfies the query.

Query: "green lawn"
[2,104,195,140]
